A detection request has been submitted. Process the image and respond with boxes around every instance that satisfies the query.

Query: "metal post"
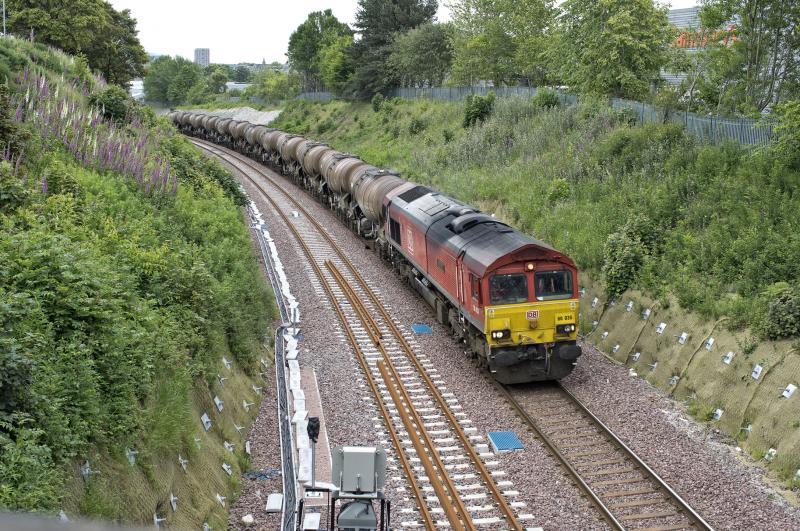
[311,439,316,489]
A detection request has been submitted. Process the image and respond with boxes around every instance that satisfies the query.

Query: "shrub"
[371,93,384,112]
[0,419,63,511]
[547,178,570,203]
[757,283,800,340]
[463,91,495,128]
[442,128,454,143]
[602,230,644,299]
[89,85,130,123]
[532,89,561,110]
[0,161,27,212]
[409,117,426,135]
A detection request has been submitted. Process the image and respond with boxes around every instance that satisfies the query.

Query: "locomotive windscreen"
[535,270,573,300]
[489,273,528,305]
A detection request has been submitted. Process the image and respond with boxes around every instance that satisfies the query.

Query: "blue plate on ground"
[487,431,524,452]
[411,323,433,334]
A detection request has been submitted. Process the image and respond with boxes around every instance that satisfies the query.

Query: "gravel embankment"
[561,345,800,530]
[219,149,800,531]
[227,370,283,530]
[187,107,280,125]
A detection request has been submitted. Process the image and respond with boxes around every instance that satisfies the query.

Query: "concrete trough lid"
[265,493,283,513]
[487,431,524,452]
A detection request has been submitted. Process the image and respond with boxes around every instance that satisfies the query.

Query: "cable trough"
[192,139,527,530]
[246,202,297,531]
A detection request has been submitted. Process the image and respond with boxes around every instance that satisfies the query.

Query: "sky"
[108,0,700,65]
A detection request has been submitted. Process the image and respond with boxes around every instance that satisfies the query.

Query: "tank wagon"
[170,111,582,383]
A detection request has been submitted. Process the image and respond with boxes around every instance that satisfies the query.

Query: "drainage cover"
[411,323,432,334]
[488,431,524,452]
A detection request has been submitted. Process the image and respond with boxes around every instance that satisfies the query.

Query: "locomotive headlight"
[491,329,511,340]
[556,324,576,334]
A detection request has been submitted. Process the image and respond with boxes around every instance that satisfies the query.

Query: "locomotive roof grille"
[397,185,431,204]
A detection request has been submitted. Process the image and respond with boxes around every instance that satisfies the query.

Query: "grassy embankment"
[0,38,276,527]
[273,97,800,488]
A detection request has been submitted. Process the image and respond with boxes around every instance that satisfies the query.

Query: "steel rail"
[326,260,475,530]
[494,382,625,530]
[497,380,715,531]
[191,138,523,530]
[556,383,714,531]
[192,140,441,529]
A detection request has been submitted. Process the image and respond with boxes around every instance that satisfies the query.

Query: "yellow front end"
[485,299,579,346]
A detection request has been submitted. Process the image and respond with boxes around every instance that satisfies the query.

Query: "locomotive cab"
[482,259,582,384]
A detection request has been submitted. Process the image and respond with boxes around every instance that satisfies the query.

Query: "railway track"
[191,139,526,530]
[497,382,714,531]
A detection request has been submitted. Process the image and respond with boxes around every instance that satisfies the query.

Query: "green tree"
[143,56,201,106]
[8,0,147,86]
[450,21,517,86]
[318,32,355,94]
[206,66,229,94]
[772,100,800,169]
[247,71,301,103]
[552,0,673,99]
[449,0,554,86]
[390,23,453,87]
[233,65,252,83]
[288,10,352,91]
[350,0,438,96]
[699,0,800,113]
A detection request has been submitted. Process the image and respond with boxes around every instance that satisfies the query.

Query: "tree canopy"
[143,56,201,106]
[390,23,453,87]
[287,10,352,91]
[7,0,147,86]
[350,0,438,96]
[449,0,554,86]
[695,0,800,113]
[552,0,673,99]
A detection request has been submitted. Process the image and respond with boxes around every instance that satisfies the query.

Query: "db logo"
[526,310,540,320]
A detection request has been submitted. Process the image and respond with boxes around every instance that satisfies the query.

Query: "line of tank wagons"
[170,111,402,237]
[170,110,583,384]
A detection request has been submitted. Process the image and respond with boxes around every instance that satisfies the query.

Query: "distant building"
[669,7,737,52]
[663,6,737,85]
[194,48,210,69]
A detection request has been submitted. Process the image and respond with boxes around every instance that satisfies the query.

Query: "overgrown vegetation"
[274,96,800,340]
[6,0,148,86]
[0,38,273,513]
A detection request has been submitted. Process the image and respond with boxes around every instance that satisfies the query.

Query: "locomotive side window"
[389,218,401,245]
[489,273,528,305]
[469,273,481,302]
[535,270,573,300]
